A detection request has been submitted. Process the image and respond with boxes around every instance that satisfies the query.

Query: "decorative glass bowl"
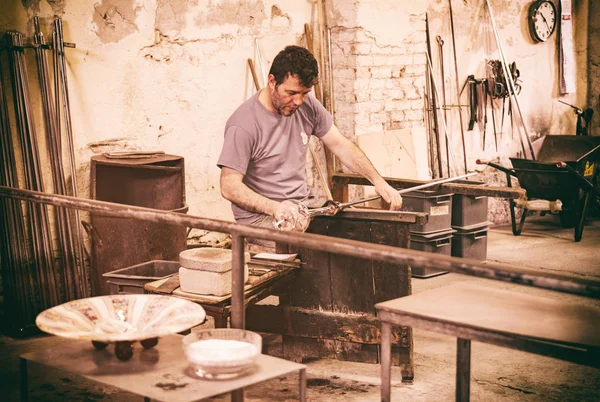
[182,329,262,379]
[36,294,206,360]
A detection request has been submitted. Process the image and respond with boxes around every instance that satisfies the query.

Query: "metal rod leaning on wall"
[425,52,460,176]
[53,18,90,297]
[8,31,59,307]
[1,186,599,303]
[425,14,443,178]
[485,0,535,160]
[34,17,77,301]
[0,59,35,320]
[448,0,468,173]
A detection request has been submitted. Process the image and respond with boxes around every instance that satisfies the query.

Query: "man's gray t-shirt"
[217,91,333,224]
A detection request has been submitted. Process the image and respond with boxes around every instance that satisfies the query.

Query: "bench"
[376,282,600,402]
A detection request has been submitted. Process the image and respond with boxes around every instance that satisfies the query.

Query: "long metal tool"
[308,172,477,217]
[485,0,535,159]
[436,35,451,177]
[448,0,468,173]
[425,14,443,178]
[425,52,460,176]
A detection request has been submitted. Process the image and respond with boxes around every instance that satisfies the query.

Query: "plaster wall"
[0,0,590,227]
[589,0,600,126]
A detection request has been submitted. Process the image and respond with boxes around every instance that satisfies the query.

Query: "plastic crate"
[409,229,455,278]
[451,223,489,260]
[401,190,453,233]
[451,180,488,227]
[102,260,180,294]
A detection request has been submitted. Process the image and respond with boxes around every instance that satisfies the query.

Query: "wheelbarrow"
[478,135,600,242]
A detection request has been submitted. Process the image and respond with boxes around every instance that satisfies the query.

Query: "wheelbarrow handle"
[476,159,517,177]
[556,162,595,190]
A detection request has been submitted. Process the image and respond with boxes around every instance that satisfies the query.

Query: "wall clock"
[528,0,557,42]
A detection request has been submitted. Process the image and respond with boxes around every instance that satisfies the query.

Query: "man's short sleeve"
[217,125,253,175]
[309,95,334,138]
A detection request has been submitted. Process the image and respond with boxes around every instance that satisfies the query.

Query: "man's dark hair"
[269,45,319,88]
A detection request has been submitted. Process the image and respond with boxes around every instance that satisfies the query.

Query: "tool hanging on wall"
[425,14,443,178]
[460,75,489,151]
[487,83,499,151]
[425,51,461,177]
[436,35,451,176]
[486,0,535,160]
[448,0,468,174]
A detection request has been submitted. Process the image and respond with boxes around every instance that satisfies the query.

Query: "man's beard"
[272,90,297,116]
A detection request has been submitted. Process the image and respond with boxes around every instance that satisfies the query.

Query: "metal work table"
[376,282,600,402]
[20,334,306,402]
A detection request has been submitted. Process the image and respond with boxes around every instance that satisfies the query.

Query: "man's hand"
[374,180,403,210]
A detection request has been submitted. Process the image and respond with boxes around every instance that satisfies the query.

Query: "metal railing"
[1,185,599,330]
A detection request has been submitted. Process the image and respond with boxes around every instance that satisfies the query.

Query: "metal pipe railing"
[1,185,599,330]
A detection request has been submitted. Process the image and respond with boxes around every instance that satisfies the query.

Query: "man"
[218,45,401,242]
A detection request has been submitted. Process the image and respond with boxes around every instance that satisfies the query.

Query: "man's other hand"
[374,180,403,210]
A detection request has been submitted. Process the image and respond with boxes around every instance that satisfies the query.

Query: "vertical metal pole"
[231,232,246,402]
[299,368,307,402]
[230,233,246,330]
[20,358,28,402]
[456,338,471,402]
[380,321,392,402]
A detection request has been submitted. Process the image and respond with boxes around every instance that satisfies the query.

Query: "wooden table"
[20,334,306,402]
[248,209,427,382]
[145,267,296,328]
[376,282,600,402]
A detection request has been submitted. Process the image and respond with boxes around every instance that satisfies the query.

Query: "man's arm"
[320,124,402,209]
[220,167,280,216]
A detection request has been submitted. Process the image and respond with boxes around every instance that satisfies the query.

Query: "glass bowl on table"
[182,328,262,380]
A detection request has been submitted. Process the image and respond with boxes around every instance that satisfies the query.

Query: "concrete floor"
[1,213,599,401]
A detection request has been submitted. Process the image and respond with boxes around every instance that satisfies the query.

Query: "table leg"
[20,358,28,402]
[299,368,306,402]
[380,321,392,402]
[232,388,244,402]
[456,338,471,402]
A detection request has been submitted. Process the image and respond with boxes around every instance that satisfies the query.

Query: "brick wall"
[330,15,427,140]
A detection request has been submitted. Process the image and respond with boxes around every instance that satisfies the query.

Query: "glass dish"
[182,328,262,380]
[36,294,206,343]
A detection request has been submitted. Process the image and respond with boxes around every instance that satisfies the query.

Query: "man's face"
[269,74,312,116]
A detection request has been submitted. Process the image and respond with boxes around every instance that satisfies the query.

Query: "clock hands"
[539,12,552,33]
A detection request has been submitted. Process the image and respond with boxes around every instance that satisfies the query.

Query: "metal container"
[103,260,180,295]
[90,154,187,296]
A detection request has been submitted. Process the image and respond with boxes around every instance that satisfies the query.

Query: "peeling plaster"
[140,30,235,63]
[93,0,139,44]
[270,5,292,32]
[86,138,130,151]
[47,0,67,16]
[194,0,266,30]
[21,0,41,13]
[155,0,196,33]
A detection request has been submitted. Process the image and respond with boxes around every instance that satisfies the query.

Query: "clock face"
[530,0,557,42]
